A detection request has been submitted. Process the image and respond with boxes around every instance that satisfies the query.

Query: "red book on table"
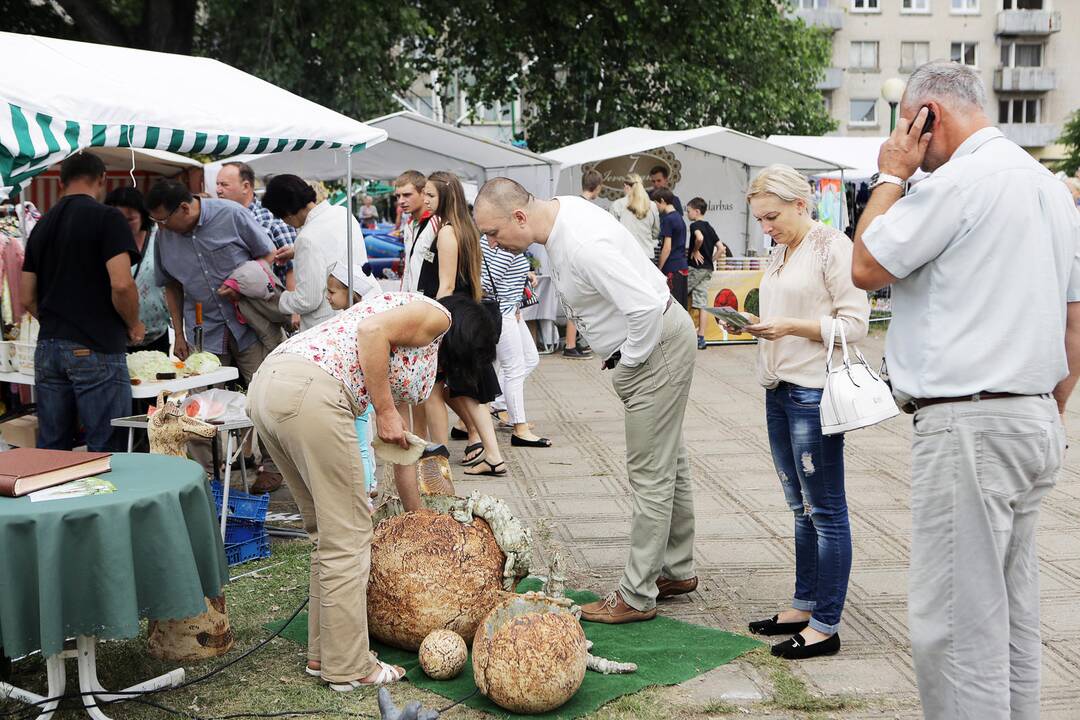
[0,449,112,498]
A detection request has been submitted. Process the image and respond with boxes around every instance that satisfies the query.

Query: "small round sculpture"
[418,629,468,680]
[368,509,506,650]
[472,593,588,714]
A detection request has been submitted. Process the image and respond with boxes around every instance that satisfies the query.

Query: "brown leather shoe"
[656,575,698,600]
[579,591,657,624]
[249,470,283,494]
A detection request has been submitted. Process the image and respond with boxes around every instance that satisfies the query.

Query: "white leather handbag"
[819,319,899,435]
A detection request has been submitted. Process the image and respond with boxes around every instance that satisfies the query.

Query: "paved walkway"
[453,332,1080,718]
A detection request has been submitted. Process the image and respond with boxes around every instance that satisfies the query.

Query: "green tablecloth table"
[0,453,229,659]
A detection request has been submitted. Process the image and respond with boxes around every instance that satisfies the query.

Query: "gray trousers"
[613,306,697,611]
[909,395,1063,720]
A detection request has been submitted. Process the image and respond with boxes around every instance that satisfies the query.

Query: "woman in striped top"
[481,239,552,447]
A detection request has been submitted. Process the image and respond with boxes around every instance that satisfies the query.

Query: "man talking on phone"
[852,61,1080,719]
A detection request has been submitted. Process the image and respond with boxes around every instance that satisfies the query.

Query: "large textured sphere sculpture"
[368,509,506,650]
[419,629,468,680]
[472,593,588,714]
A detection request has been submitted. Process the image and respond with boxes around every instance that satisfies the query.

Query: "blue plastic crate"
[225,520,263,546]
[211,482,270,524]
[224,529,271,566]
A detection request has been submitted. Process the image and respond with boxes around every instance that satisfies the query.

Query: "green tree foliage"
[410,0,836,151]
[1056,110,1080,177]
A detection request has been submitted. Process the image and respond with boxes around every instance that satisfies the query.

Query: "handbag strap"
[482,252,500,302]
[825,318,852,373]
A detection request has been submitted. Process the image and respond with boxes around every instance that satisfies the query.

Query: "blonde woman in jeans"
[729,164,870,660]
[610,173,660,260]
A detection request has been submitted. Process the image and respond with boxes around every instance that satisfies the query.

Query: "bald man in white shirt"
[853,61,1080,720]
[475,178,698,624]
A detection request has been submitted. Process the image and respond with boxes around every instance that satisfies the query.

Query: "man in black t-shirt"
[648,165,683,215]
[21,152,143,452]
[686,197,723,349]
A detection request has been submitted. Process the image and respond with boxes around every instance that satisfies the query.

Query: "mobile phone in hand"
[920,106,935,137]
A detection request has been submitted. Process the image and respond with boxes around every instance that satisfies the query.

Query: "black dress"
[421,222,501,404]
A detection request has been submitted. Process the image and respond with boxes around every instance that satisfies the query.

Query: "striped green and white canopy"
[1,32,387,198]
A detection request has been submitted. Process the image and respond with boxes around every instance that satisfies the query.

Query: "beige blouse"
[756,222,870,389]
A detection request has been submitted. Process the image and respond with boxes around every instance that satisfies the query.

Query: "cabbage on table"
[184,352,221,376]
[127,351,176,382]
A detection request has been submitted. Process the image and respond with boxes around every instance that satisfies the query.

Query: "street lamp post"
[881,78,907,132]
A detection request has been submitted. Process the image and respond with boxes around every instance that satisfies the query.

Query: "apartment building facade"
[797,0,1079,161]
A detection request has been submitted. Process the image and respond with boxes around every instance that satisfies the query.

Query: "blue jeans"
[35,339,132,452]
[765,382,851,634]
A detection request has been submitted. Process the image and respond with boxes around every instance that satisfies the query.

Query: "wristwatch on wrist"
[869,172,905,190]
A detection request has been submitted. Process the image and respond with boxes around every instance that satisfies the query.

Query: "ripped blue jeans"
[765,382,851,634]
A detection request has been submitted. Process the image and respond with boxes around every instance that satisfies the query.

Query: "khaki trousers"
[909,395,1062,720]
[247,354,376,682]
[612,306,697,610]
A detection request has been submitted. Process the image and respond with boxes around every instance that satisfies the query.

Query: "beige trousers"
[612,306,697,611]
[247,353,377,682]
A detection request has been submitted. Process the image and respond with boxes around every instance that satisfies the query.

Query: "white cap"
[329,260,380,299]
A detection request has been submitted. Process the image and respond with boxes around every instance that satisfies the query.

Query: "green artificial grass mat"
[266,578,761,718]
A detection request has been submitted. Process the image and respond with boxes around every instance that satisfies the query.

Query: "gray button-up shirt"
[155,197,275,354]
[863,127,1080,399]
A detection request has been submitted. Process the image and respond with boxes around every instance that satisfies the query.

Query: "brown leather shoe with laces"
[249,470,283,494]
[579,591,657,624]
[656,575,698,600]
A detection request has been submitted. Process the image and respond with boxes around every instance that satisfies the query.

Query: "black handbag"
[481,256,503,336]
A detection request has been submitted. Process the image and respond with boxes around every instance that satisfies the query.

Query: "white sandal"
[327,660,406,691]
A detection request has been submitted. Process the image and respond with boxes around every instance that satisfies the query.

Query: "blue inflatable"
[365,233,405,259]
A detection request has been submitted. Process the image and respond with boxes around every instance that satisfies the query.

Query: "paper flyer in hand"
[28,477,118,502]
[702,306,753,329]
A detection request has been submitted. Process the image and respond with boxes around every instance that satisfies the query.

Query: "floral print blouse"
[271,292,450,412]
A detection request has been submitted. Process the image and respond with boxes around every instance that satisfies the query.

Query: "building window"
[1000,42,1043,68]
[851,0,879,12]
[951,0,978,13]
[1003,0,1043,9]
[850,99,878,126]
[900,42,931,72]
[951,42,978,67]
[823,94,832,114]
[902,0,930,11]
[999,98,1041,124]
[798,0,829,8]
[850,41,880,71]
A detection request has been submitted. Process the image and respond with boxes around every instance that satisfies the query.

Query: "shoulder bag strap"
[482,252,500,303]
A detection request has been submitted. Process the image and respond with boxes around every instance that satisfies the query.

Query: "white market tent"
[544,126,849,254]
[768,135,887,181]
[204,111,560,199]
[0,32,387,199]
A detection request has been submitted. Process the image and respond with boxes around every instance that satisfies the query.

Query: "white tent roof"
[767,135,887,176]
[544,126,847,173]
[205,112,559,197]
[1,32,387,197]
[87,147,202,175]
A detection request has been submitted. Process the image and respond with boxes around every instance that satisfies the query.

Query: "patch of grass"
[743,648,861,714]
[699,699,740,714]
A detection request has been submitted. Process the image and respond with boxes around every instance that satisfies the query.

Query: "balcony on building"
[996,10,1061,36]
[816,67,844,91]
[994,67,1057,92]
[999,123,1060,148]
[795,8,844,32]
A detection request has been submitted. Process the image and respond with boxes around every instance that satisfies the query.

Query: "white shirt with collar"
[863,126,1080,399]
[545,196,670,367]
[278,200,368,331]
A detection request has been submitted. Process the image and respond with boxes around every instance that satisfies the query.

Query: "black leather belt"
[902,392,1031,414]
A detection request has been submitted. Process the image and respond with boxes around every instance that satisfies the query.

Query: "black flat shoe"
[450,427,469,440]
[748,615,810,636]
[771,632,840,660]
[510,435,552,448]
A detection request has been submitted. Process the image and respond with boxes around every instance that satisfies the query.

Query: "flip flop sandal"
[464,460,508,477]
[510,435,552,448]
[450,426,469,440]
[461,442,484,466]
[327,660,406,691]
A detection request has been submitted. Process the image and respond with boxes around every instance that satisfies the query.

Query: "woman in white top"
[609,173,660,260]
[262,175,369,331]
[731,165,870,661]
